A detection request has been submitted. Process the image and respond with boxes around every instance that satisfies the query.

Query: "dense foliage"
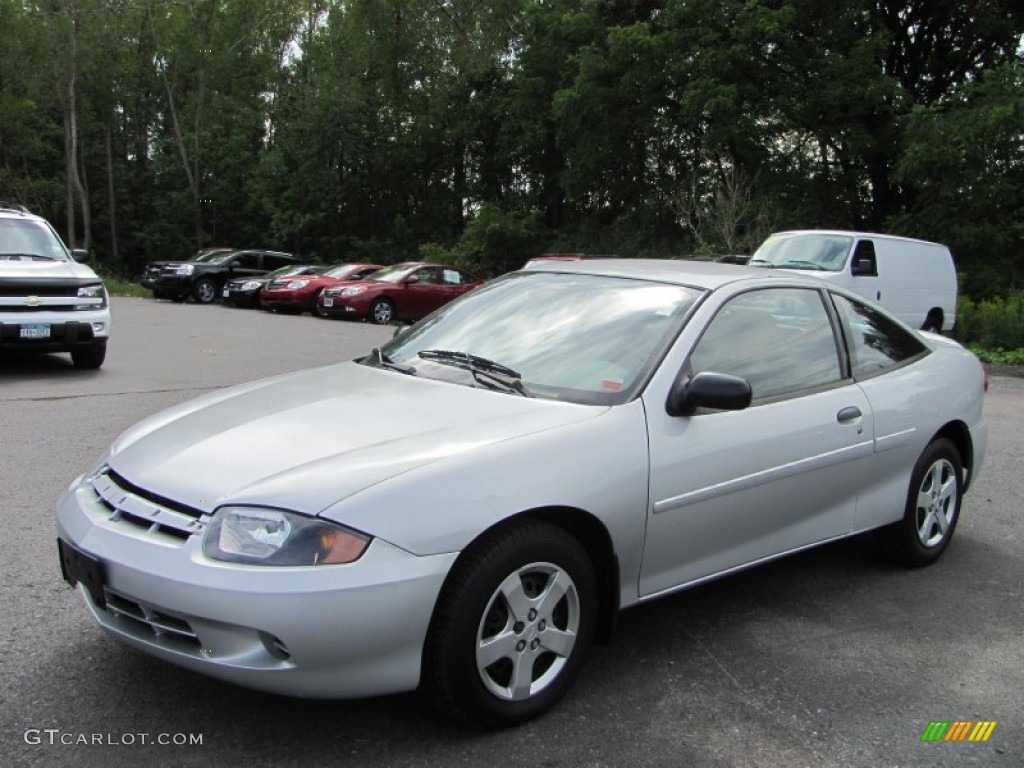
[2,1,1022,292]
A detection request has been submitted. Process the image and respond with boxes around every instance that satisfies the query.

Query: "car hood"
[107,362,602,516]
[0,259,99,281]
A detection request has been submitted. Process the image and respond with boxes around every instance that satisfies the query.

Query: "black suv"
[141,249,299,303]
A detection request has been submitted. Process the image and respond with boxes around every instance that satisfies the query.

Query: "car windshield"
[375,272,703,404]
[750,234,854,271]
[325,265,360,278]
[365,264,418,283]
[191,248,233,263]
[0,219,69,261]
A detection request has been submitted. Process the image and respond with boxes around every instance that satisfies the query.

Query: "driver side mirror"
[666,371,752,417]
[404,274,420,285]
[71,248,90,262]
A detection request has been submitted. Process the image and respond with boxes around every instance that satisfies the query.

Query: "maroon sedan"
[260,262,383,316]
[317,262,481,324]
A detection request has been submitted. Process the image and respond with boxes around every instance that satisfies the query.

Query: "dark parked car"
[261,263,384,316]
[222,265,325,308]
[318,262,481,324]
[141,249,299,303]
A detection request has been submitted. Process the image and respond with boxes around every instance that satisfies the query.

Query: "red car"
[260,262,383,316]
[318,262,482,324]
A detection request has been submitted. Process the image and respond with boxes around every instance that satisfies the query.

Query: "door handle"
[837,406,862,424]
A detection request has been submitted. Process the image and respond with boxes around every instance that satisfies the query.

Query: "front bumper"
[260,290,310,310]
[56,472,456,698]
[320,294,367,317]
[222,287,261,307]
[0,307,110,351]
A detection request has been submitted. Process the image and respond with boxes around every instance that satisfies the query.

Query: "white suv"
[0,203,111,369]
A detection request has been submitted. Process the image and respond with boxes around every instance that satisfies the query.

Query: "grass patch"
[97,269,151,298]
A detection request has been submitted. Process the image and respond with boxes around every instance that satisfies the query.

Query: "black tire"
[921,309,943,333]
[152,289,167,300]
[422,521,597,729]
[310,290,326,317]
[369,298,395,325]
[71,344,106,370]
[876,437,963,567]
[192,278,218,304]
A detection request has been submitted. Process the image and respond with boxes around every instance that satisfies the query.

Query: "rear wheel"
[877,437,963,567]
[369,298,395,325]
[422,521,597,729]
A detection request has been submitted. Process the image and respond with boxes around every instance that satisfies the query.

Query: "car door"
[404,266,446,318]
[229,251,263,281]
[829,291,934,532]
[640,286,874,597]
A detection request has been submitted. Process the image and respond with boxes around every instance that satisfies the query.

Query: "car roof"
[767,229,942,247]
[519,257,795,291]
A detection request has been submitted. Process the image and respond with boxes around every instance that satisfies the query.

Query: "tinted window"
[415,267,444,285]
[689,288,842,400]
[262,254,294,270]
[232,252,260,269]
[831,293,927,378]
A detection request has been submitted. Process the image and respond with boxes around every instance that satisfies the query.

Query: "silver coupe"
[56,259,987,727]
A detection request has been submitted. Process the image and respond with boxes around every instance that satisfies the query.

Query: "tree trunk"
[105,122,119,262]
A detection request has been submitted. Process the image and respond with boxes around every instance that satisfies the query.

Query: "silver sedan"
[56,259,987,728]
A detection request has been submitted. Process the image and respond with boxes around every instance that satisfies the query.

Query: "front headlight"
[173,264,195,276]
[286,280,310,289]
[240,281,262,290]
[341,286,366,297]
[203,507,371,566]
[75,284,108,310]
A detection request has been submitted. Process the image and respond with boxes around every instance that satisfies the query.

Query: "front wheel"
[369,298,395,325]
[192,278,218,304]
[71,344,106,370]
[422,521,597,729]
[310,290,327,317]
[877,437,963,567]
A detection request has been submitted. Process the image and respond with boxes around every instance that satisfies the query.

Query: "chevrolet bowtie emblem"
[24,295,42,307]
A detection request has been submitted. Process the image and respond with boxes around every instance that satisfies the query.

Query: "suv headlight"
[341,286,366,297]
[203,507,370,566]
[75,284,108,310]
[173,264,195,276]
[240,280,262,290]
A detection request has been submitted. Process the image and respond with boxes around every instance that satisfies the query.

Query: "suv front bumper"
[0,307,110,352]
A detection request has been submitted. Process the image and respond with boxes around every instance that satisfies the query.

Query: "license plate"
[58,539,106,608]
[20,323,51,339]
[222,289,230,298]
[323,297,333,307]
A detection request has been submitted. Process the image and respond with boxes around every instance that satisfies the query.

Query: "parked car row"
[141,252,483,324]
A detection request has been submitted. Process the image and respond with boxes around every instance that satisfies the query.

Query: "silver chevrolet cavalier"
[56,259,987,727]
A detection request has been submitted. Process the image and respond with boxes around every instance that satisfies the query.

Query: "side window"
[689,288,842,400]
[851,240,877,276]
[263,254,294,270]
[416,267,442,284]
[441,268,464,285]
[831,293,927,378]
[234,252,260,269]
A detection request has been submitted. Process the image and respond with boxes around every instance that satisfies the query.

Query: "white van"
[749,230,957,331]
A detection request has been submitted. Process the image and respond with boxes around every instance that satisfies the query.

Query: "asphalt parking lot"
[2,297,1022,768]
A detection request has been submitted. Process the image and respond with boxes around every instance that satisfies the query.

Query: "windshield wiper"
[365,347,416,375]
[777,260,827,271]
[418,349,534,397]
[747,258,773,267]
